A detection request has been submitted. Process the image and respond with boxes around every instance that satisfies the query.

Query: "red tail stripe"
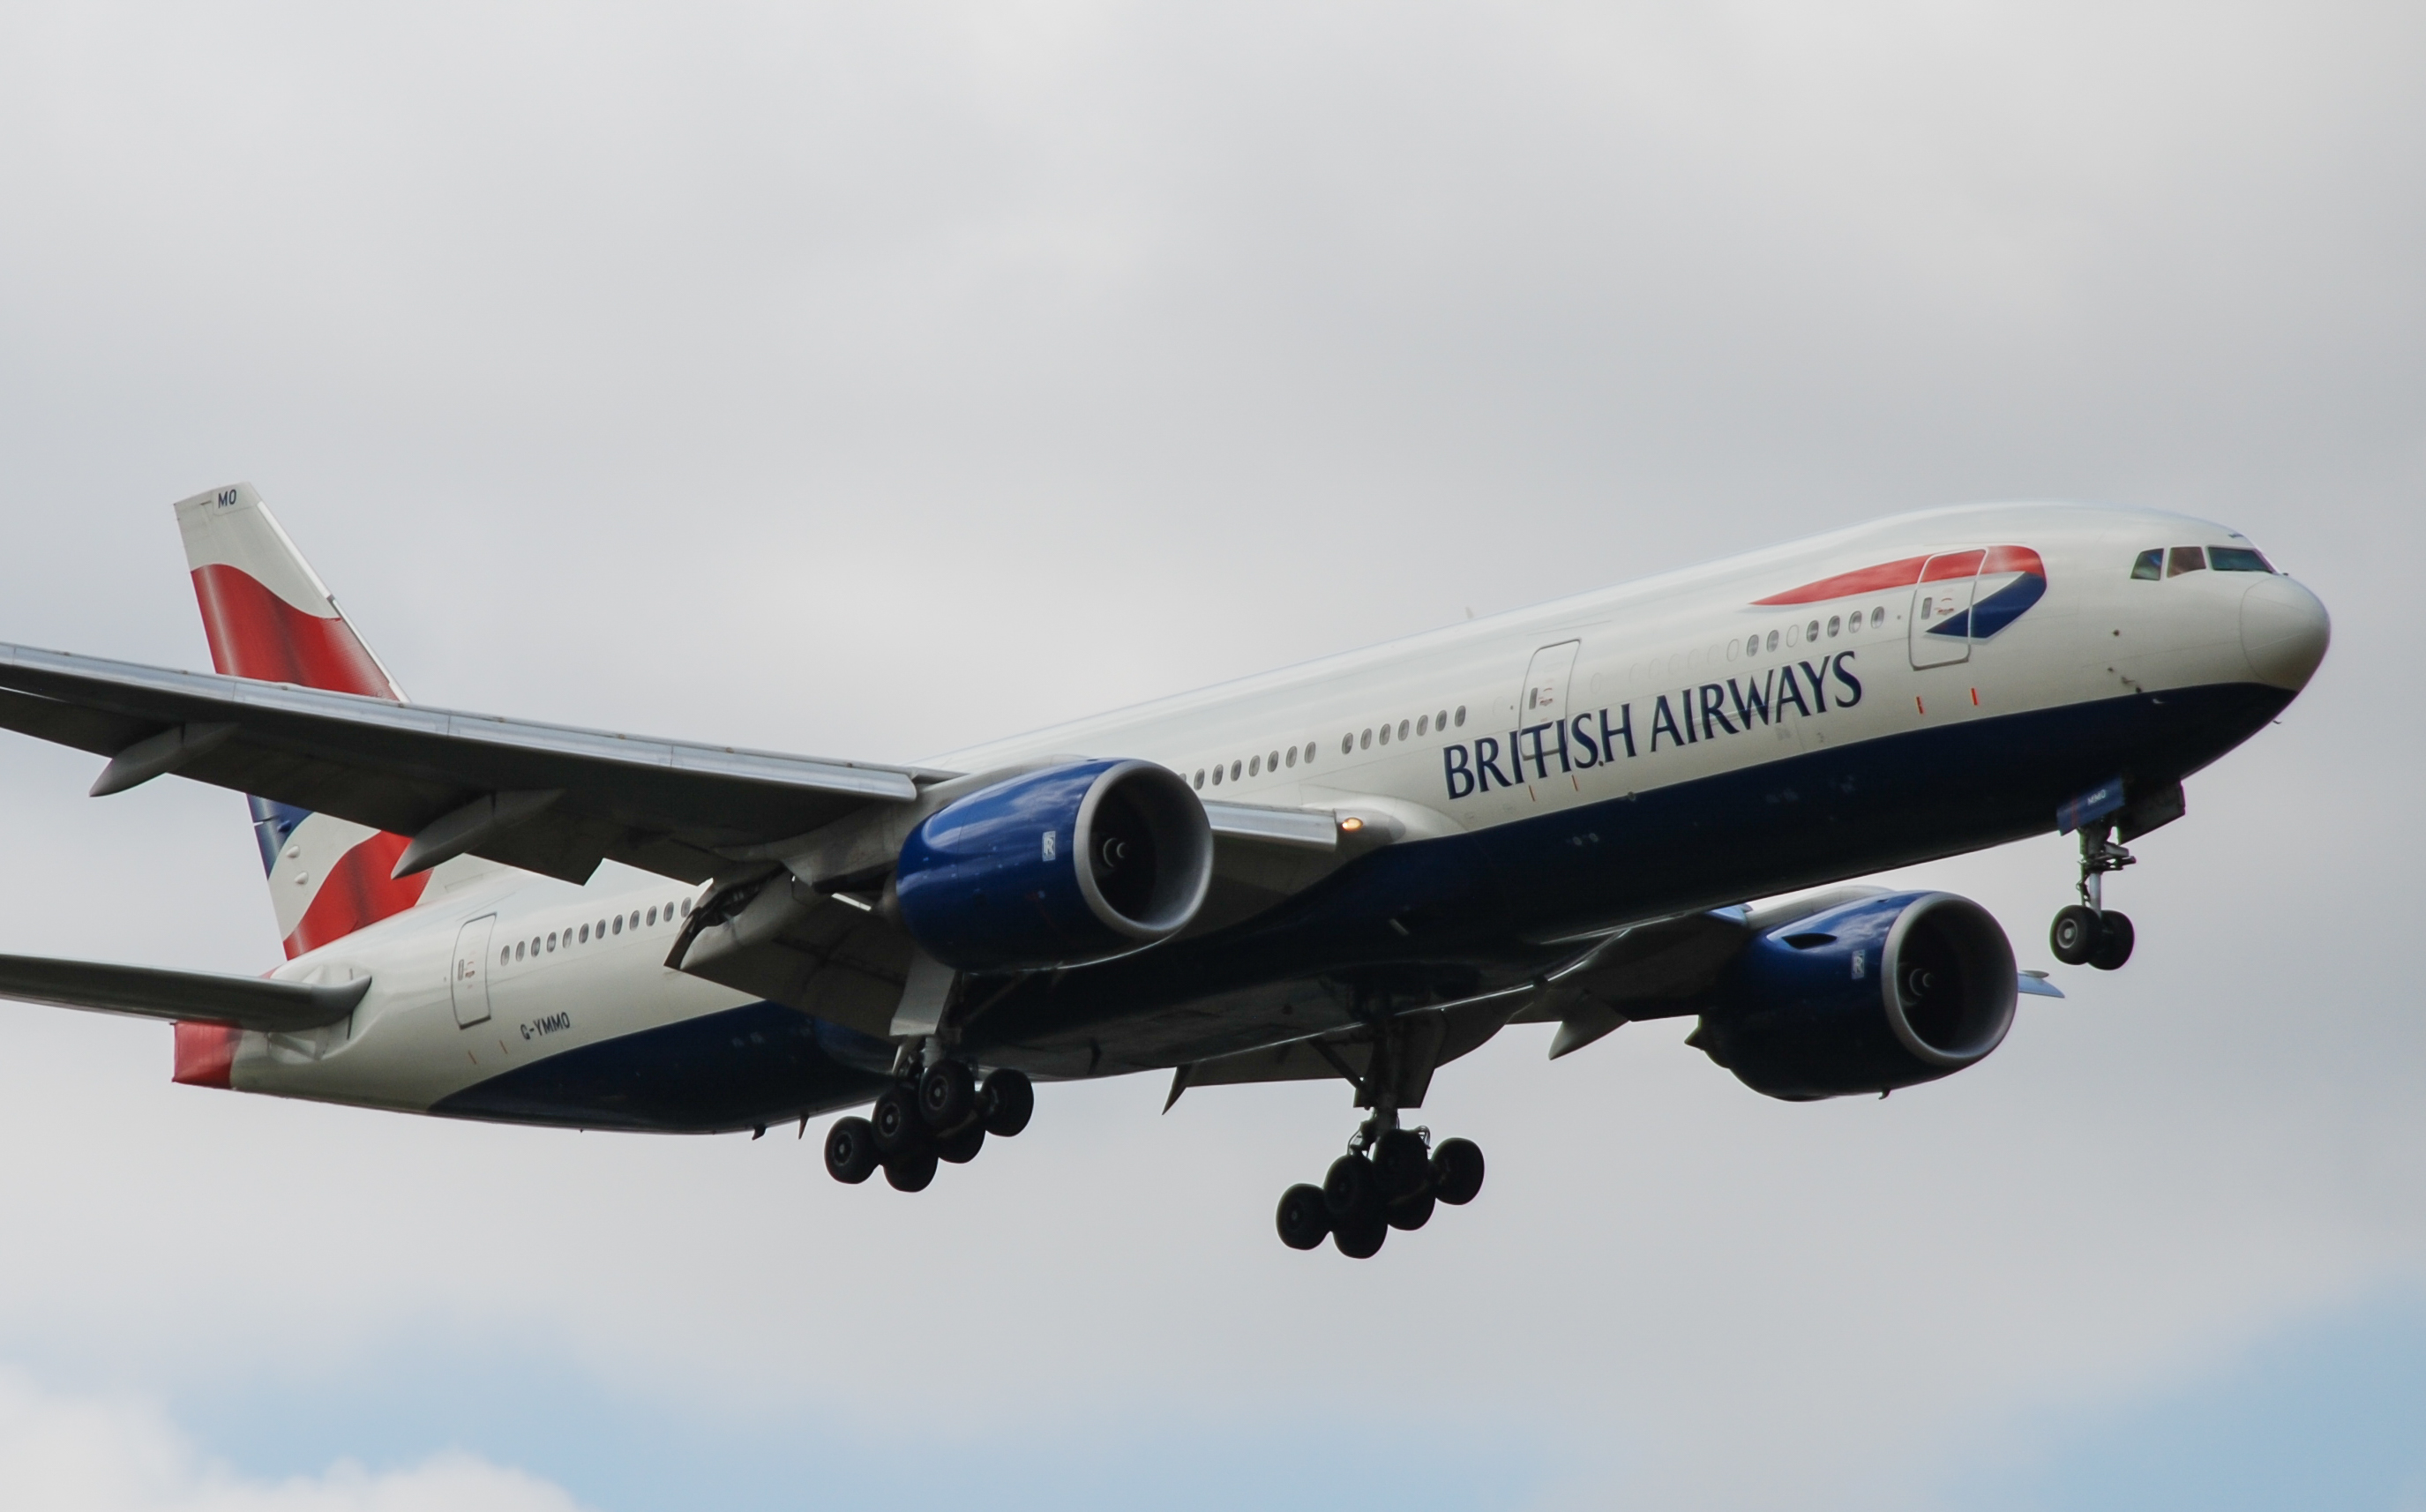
[284,832,431,959]
[191,564,396,698]
[171,1022,238,1088]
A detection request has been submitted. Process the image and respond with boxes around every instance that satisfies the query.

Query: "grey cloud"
[0,3,2418,1507]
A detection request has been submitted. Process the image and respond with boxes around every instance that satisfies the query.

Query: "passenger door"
[1516,640,1582,730]
[1909,551,1984,669]
[1513,640,1583,782]
[450,914,496,1028]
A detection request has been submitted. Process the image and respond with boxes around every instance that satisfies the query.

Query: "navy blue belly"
[430,682,2287,1126]
[964,682,2291,1060]
[431,1000,895,1134]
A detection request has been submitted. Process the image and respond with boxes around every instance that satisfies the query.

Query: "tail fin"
[173,484,430,958]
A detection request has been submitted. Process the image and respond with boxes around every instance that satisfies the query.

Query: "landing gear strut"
[2050,824,2136,971]
[824,1064,1033,1192]
[1272,993,1484,1258]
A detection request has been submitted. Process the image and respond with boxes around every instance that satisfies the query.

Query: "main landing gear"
[822,1064,1034,1193]
[1274,1115,1486,1259]
[2050,824,2136,971]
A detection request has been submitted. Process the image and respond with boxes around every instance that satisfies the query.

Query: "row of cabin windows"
[1187,705,1471,790]
[504,896,692,966]
[1743,607,1886,657]
[1633,610,1888,686]
[2130,545,2274,580]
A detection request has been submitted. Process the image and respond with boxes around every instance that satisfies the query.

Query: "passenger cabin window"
[2211,547,2275,573]
[2131,550,2164,580]
[2167,546,2206,576]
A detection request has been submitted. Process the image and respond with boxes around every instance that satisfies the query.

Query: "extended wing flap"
[0,954,369,1032]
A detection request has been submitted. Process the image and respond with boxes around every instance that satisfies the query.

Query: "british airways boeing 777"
[0,487,2329,1257]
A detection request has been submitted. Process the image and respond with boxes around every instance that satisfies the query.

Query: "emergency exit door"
[450,914,496,1028]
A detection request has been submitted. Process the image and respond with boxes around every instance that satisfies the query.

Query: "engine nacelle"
[1687,891,2018,1101]
[895,760,1214,973]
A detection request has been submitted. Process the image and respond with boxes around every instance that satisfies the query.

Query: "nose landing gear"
[2050,824,2136,970]
[824,1064,1033,1192]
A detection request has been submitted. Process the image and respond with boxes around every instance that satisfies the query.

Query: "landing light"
[1339,817,1365,834]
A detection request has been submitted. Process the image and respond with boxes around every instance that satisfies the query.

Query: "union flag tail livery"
[173,484,429,959]
[0,486,2330,1261]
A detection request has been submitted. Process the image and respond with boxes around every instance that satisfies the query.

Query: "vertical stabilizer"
[176,483,405,699]
[171,484,431,962]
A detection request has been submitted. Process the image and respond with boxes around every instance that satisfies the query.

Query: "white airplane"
[0,486,2328,1257]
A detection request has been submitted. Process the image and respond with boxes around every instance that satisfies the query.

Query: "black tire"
[1276,1184,1330,1250]
[1323,1153,1381,1226]
[882,1143,938,1193]
[1386,1188,1435,1231]
[2090,910,2136,971]
[981,1067,1035,1137]
[935,1120,986,1164]
[2050,905,2101,966]
[1372,1129,1430,1202]
[823,1116,880,1185]
[1430,1137,1485,1206]
[871,1084,927,1156]
[919,1059,977,1128]
[1333,1210,1387,1260]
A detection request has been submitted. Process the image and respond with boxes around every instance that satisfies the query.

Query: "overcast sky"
[0,4,2420,1508]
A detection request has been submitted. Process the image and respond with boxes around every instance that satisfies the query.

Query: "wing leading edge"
[0,641,937,885]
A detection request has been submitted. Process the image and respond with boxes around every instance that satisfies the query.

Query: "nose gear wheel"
[2049,823,2137,970]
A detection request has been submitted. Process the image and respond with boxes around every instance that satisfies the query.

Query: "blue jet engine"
[1687,891,2018,1100]
[895,760,1215,973]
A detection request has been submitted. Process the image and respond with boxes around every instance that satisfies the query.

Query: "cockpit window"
[2209,546,2274,573]
[2167,546,2206,577]
[2130,550,2163,580]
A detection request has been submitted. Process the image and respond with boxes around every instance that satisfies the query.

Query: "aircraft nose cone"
[2240,574,2330,690]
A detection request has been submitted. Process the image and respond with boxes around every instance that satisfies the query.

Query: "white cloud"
[0,1372,584,1512]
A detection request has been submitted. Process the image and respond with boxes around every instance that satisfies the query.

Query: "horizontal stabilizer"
[0,953,369,1031]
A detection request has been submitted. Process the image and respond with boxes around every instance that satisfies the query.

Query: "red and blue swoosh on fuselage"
[1751,545,2048,638]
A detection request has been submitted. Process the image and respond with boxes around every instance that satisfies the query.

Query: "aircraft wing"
[1172,885,2070,1089]
[0,642,937,885]
[0,952,370,1032]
